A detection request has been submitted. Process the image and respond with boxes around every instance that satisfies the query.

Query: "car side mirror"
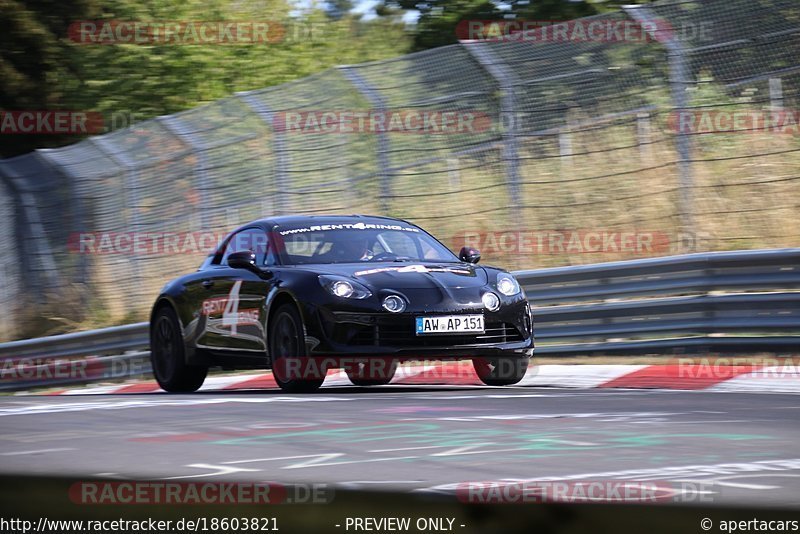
[228,250,258,271]
[459,246,481,264]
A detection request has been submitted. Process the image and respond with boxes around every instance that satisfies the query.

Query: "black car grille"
[341,318,524,347]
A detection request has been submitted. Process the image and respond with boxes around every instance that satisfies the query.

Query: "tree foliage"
[382,0,608,51]
[0,0,411,157]
[0,0,103,155]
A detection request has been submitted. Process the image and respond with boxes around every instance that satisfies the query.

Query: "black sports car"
[149,215,534,392]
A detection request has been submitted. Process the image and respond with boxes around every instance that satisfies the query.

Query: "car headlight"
[319,275,371,299]
[496,273,521,296]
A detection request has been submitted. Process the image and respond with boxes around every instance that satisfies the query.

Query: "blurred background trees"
[0,0,633,157]
[0,0,409,157]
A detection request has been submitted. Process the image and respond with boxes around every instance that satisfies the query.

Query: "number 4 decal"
[222,281,242,336]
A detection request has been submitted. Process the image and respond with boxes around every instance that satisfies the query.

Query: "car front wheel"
[346,360,398,386]
[269,304,325,393]
[473,356,528,386]
[150,306,207,392]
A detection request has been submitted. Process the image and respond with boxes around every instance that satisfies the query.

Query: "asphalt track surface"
[1,385,799,508]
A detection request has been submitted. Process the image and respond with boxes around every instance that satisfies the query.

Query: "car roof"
[205,215,427,264]
[248,214,417,230]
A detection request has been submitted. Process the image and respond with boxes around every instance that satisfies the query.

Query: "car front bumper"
[299,298,534,361]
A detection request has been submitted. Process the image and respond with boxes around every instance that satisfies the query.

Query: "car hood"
[313,262,491,306]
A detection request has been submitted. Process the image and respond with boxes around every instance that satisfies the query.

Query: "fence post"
[559,127,574,169]
[35,152,92,307]
[158,116,211,229]
[769,78,784,110]
[88,138,145,301]
[338,66,393,213]
[625,5,695,233]
[636,111,652,164]
[462,41,524,222]
[237,93,291,215]
[0,166,23,339]
[0,158,59,293]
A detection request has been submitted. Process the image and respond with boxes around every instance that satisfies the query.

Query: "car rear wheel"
[150,306,207,392]
[473,357,528,386]
[346,360,398,386]
[270,304,325,393]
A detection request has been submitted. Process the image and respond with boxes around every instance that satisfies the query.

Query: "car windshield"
[275,224,460,265]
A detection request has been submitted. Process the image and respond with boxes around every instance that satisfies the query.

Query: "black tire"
[269,304,325,393]
[473,356,529,386]
[150,306,207,392]
[346,360,398,386]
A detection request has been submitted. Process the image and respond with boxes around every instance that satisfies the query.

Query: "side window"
[220,228,271,266]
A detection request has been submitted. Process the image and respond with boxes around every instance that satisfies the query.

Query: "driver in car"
[319,234,375,262]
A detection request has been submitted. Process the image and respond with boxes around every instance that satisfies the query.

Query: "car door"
[196,227,273,353]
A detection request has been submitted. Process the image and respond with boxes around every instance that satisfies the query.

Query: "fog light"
[482,292,500,311]
[382,295,406,313]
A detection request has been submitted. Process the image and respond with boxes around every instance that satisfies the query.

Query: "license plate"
[415,315,484,335]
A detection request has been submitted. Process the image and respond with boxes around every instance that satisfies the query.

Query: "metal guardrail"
[1,248,798,390]
[0,323,148,361]
[520,248,800,354]
[0,324,149,391]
